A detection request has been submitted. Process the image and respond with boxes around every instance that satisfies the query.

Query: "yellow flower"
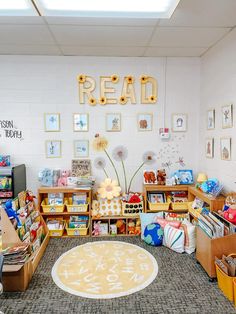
[93,134,108,152]
[89,97,96,106]
[149,95,157,103]
[77,74,86,83]
[126,76,134,84]
[119,95,127,105]
[97,178,121,200]
[111,74,119,83]
[140,75,148,84]
[99,96,107,105]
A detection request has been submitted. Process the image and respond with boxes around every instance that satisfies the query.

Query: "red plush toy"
[223,207,236,225]
[129,194,141,203]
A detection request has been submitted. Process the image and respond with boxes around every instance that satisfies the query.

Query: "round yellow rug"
[51,241,158,299]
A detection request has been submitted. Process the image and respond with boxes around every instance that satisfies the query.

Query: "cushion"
[140,212,164,240]
[154,217,181,229]
[144,223,164,246]
[181,220,196,254]
[98,197,122,216]
[163,224,185,253]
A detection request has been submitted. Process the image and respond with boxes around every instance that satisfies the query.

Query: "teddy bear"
[128,219,135,234]
[116,219,126,234]
[157,169,166,185]
[58,170,70,186]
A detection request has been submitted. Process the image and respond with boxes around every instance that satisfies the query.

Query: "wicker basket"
[171,201,189,211]
[41,198,64,213]
[148,201,170,211]
[65,197,88,213]
[121,201,143,216]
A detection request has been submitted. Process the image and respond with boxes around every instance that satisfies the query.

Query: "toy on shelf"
[110,224,117,236]
[135,219,141,235]
[157,169,166,185]
[221,192,236,225]
[92,221,102,236]
[0,155,10,167]
[128,219,135,234]
[58,170,70,187]
[4,200,21,228]
[116,219,126,234]
[25,190,36,204]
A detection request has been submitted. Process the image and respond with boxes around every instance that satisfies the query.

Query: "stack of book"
[76,176,95,189]
[198,211,236,239]
[69,215,88,228]
[48,193,63,205]
[72,193,87,205]
[2,244,30,265]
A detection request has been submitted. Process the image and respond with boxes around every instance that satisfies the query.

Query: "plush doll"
[92,221,102,236]
[58,170,70,186]
[157,169,166,185]
[128,219,135,234]
[25,190,36,204]
[116,219,126,234]
[5,200,21,227]
[223,207,236,225]
[135,219,141,235]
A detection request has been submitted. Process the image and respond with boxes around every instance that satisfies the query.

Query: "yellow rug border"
[51,241,158,299]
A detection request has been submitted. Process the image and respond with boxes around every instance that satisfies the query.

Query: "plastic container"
[215,263,235,302]
[148,201,170,211]
[41,198,64,213]
[171,201,189,211]
[65,197,88,213]
[66,223,89,236]
[233,279,236,307]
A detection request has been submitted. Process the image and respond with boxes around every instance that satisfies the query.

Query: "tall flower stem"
[121,158,127,194]
[128,162,144,194]
[102,167,109,178]
[104,149,120,186]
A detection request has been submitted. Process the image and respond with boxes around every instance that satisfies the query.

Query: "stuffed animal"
[25,190,36,204]
[135,219,141,235]
[58,170,70,186]
[5,200,21,227]
[92,221,102,236]
[128,219,135,234]
[116,219,126,234]
[223,208,236,225]
[157,169,166,185]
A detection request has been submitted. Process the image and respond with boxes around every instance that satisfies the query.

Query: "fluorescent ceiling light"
[34,0,180,18]
[0,0,38,16]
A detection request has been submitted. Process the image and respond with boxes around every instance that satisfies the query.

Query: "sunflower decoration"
[140,75,148,84]
[99,96,107,105]
[149,95,157,103]
[126,75,134,84]
[77,74,86,83]
[119,95,127,105]
[97,178,121,200]
[111,74,119,83]
[89,97,96,106]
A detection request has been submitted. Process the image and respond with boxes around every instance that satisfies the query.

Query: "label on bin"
[50,207,56,212]
[74,230,80,236]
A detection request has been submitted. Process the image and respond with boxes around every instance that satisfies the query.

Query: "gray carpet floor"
[0,237,236,314]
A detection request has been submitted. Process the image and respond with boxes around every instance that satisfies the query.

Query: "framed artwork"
[222,104,233,128]
[106,113,121,132]
[44,113,60,132]
[45,140,61,158]
[71,159,91,177]
[137,113,153,131]
[207,109,215,130]
[148,192,166,204]
[178,169,193,184]
[74,140,89,158]
[172,114,187,132]
[220,137,231,160]
[143,170,157,184]
[205,138,214,158]
[73,113,89,132]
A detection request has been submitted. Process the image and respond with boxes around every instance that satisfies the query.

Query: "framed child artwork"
[222,104,233,128]
[148,192,166,203]
[45,140,61,158]
[137,113,153,131]
[207,109,215,130]
[172,114,187,132]
[71,159,91,177]
[44,113,60,132]
[74,140,89,158]
[73,113,89,132]
[106,113,121,132]
[205,138,214,158]
[220,137,231,160]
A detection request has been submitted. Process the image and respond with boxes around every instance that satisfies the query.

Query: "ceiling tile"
[150,27,230,47]
[45,16,158,26]
[0,16,44,24]
[144,47,206,57]
[0,45,61,55]
[0,25,56,45]
[49,25,153,46]
[159,0,236,27]
[60,45,146,57]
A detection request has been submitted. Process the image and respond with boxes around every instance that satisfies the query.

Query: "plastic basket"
[46,218,65,237]
[122,201,143,216]
[65,197,88,213]
[41,198,64,213]
[171,201,189,210]
[215,263,235,302]
[233,279,236,307]
[148,201,170,211]
[66,223,89,236]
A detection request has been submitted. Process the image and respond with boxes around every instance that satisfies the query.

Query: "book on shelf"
[72,193,87,205]
[48,193,64,205]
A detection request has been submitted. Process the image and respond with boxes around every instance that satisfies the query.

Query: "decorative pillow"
[154,217,181,229]
[98,197,122,216]
[140,212,164,240]
[163,224,185,253]
[144,223,164,246]
[164,212,190,222]
[181,220,196,254]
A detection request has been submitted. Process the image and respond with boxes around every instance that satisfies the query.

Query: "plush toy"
[157,169,166,185]
[58,170,70,186]
[129,194,141,203]
[25,190,36,204]
[135,219,141,235]
[92,221,102,236]
[116,219,126,234]
[223,208,236,225]
[5,200,21,227]
[128,219,135,234]
[110,224,117,236]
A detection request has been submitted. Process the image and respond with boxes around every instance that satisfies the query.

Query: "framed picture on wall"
[222,104,233,128]
[172,113,187,132]
[106,113,121,132]
[74,140,89,158]
[207,109,215,130]
[205,138,214,158]
[220,137,231,160]
[44,113,60,132]
[73,113,89,132]
[137,113,153,131]
[45,140,61,158]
